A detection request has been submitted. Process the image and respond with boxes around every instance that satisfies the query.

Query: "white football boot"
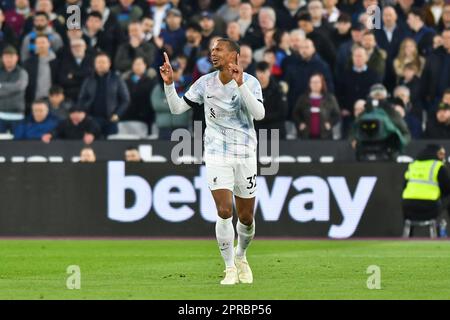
[220,266,239,285]
[235,252,253,284]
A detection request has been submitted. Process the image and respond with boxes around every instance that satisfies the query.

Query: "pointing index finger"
[163,52,170,64]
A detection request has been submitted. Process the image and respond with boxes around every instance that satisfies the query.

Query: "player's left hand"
[228,54,244,87]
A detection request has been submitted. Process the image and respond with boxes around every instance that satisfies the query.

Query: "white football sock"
[215,216,235,268]
[236,219,255,258]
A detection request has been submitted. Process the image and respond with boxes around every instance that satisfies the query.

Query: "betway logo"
[107,162,377,238]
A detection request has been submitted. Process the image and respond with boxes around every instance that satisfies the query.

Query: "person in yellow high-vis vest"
[402,144,450,221]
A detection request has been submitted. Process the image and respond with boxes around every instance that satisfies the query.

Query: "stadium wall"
[0,162,428,238]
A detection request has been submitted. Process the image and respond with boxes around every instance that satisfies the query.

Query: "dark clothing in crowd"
[51,115,101,140]
[255,77,288,139]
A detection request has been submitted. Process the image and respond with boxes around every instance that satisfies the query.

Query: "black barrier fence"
[1,140,450,162]
[0,161,437,238]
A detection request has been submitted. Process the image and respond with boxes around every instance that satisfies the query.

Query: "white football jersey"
[184,71,263,158]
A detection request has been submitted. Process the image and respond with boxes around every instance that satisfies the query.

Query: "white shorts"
[205,153,257,198]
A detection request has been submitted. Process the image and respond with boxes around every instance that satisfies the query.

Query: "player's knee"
[217,205,233,219]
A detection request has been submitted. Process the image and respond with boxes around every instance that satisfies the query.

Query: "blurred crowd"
[0,0,449,145]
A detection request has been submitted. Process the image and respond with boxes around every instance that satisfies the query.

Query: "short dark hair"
[32,98,49,107]
[216,38,240,54]
[34,11,49,20]
[126,146,139,152]
[95,51,111,61]
[408,7,425,21]
[49,85,64,95]
[185,22,202,33]
[297,12,312,22]
[256,61,270,72]
[87,11,103,20]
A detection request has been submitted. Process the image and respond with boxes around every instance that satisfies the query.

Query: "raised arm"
[229,55,265,121]
[159,52,191,115]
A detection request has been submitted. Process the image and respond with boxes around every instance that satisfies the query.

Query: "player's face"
[210,41,236,71]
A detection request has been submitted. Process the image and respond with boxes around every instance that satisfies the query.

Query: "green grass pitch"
[1,239,450,300]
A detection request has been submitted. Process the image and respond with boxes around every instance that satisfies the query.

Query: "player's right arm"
[159,52,191,115]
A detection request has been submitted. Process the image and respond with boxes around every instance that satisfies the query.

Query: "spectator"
[250,6,277,51]
[297,12,336,70]
[255,61,287,139]
[423,0,445,29]
[42,105,101,144]
[402,144,450,224]
[20,11,64,61]
[361,30,387,80]
[398,62,422,109]
[22,0,66,39]
[122,57,157,133]
[437,3,450,32]
[87,0,124,58]
[114,21,157,73]
[235,5,257,49]
[0,46,28,133]
[271,29,291,77]
[0,9,17,51]
[293,73,340,139]
[192,35,220,81]
[79,146,96,162]
[216,0,241,24]
[199,11,220,53]
[23,35,58,109]
[48,85,72,120]
[238,44,256,76]
[353,99,366,119]
[110,0,143,33]
[335,22,364,77]
[148,0,172,38]
[82,11,116,59]
[14,99,58,140]
[425,96,450,139]
[253,28,275,62]
[226,21,242,44]
[337,46,381,137]
[420,28,450,111]
[394,37,425,81]
[142,16,154,42]
[125,146,142,162]
[407,7,436,56]
[276,0,305,31]
[392,87,422,139]
[375,6,408,91]
[308,0,333,40]
[182,22,203,75]
[78,52,130,136]
[282,28,305,67]
[323,0,340,24]
[395,0,414,32]
[56,38,94,103]
[160,8,186,58]
[330,13,352,50]
[4,0,32,36]
[284,39,334,115]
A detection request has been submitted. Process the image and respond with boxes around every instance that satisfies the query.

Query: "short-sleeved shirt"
[184,71,263,158]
